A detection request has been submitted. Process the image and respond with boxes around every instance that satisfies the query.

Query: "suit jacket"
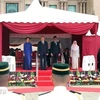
[38,41,48,55]
[63,51,70,60]
[50,41,61,54]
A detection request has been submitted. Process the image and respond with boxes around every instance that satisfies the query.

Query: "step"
[36,76,51,81]
[38,70,52,76]
[36,81,53,86]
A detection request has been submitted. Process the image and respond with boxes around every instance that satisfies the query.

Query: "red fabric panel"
[96,36,100,68]
[82,36,96,56]
[36,25,65,34]
[53,23,98,35]
[96,36,100,52]
[3,22,48,34]
[82,36,97,69]
[2,26,10,55]
[0,23,2,61]
[82,36,100,70]
[3,22,98,35]
[90,23,98,34]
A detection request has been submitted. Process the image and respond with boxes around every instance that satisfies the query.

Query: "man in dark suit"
[50,36,61,64]
[38,36,48,70]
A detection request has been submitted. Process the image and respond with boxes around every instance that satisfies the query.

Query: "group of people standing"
[37,36,61,70]
[23,36,80,70]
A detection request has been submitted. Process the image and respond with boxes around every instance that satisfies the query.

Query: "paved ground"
[8,86,100,100]
[25,92,100,100]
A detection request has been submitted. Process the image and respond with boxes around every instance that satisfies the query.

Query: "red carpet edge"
[8,86,100,93]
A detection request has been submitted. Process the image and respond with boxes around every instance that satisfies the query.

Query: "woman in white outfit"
[70,41,80,69]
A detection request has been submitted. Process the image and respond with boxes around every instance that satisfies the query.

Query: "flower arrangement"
[8,72,36,87]
[8,71,100,86]
[70,71,100,85]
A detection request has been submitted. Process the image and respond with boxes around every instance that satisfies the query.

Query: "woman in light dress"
[70,40,80,69]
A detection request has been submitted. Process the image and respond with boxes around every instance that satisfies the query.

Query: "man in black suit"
[63,48,70,64]
[38,36,48,70]
[50,36,61,65]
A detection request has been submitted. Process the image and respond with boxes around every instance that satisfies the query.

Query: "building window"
[49,5,57,9]
[25,4,30,10]
[68,5,76,12]
[6,3,18,13]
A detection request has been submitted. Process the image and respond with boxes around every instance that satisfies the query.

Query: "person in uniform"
[0,62,26,100]
[38,63,83,100]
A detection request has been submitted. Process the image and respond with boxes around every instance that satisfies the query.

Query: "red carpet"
[36,68,83,86]
[8,86,100,93]
[36,70,52,86]
[15,67,86,86]
[16,67,36,72]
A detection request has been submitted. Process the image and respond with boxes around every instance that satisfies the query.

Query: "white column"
[79,2,82,13]
[83,2,85,13]
[61,2,63,10]
[64,2,67,10]
[45,1,48,7]
[41,1,44,6]
[20,0,25,11]
[83,2,86,13]
[1,0,5,13]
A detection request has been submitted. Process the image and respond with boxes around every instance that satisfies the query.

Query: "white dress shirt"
[38,86,83,100]
[0,87,26,100]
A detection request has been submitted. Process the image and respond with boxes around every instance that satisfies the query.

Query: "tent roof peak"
[26,0,42,12]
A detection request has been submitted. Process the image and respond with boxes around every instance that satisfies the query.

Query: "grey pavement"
[82,92,99,100]
[24,85,100,100]
[25,92,100,100]
[8,86,100,100]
